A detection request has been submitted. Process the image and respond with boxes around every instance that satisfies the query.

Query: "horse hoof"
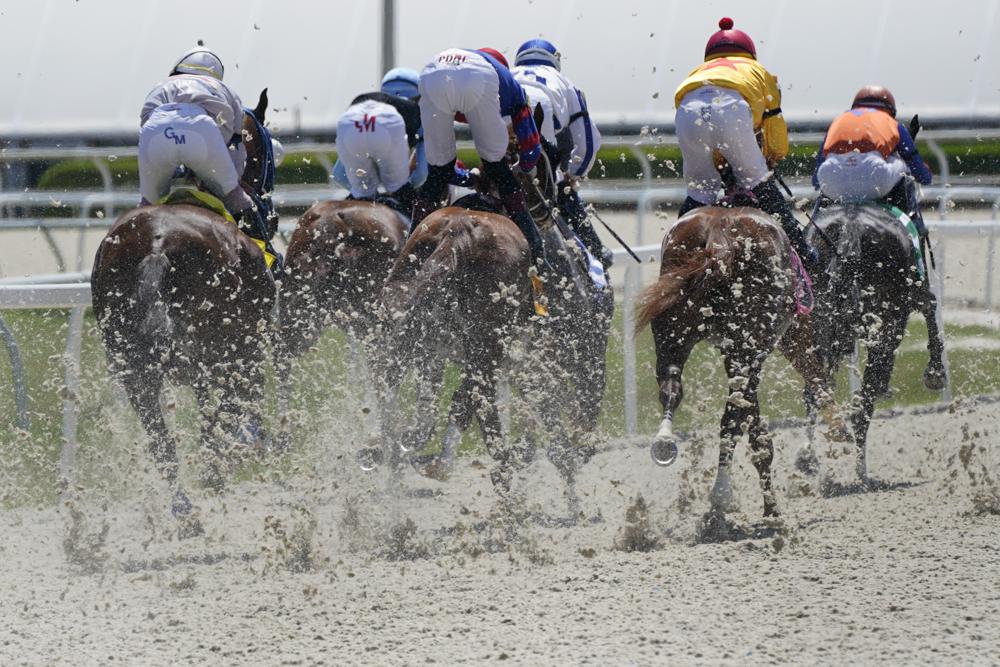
[795,447,820,476]
[356,447,384,471]
[171,489,194,517]
[411,454,452,482]
[176,515,204,540]
[650,438,678,467]
[923,366,946,391]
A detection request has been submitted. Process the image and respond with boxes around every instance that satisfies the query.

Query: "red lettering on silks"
[355,114,377,132]
[438,53,467,65]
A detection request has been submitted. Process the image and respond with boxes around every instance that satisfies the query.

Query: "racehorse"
[280,200,408,357]
[368,203,534,492]
[800,203,946,484]
[278,199,408,415]
[636,205,843,522]
[92,90,276,532]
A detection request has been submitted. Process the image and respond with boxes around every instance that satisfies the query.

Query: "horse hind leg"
[122,369,202,536]
[852,314,906,485]
[650,322,696,467]
[916,287,947,391]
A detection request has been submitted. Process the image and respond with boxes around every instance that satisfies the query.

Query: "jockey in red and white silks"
[412,47,548,267]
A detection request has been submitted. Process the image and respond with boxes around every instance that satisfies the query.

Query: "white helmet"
[171,47,225,80]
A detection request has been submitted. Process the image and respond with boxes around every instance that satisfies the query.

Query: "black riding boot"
[234,205,283,275]
[481,159,550,269]
[751,178,818,268]
[885,178,928,238]
[411,161,454,230]
[678,196,705,217]
[557,185,610,268]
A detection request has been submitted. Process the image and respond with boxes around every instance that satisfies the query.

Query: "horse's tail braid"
[136,251,174,340]
[634,223,736,333]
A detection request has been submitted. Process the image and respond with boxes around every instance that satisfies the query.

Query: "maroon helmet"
[852,85,897,117]
[704,17,756,59]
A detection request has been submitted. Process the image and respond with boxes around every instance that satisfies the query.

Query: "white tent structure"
[0,0,997,137]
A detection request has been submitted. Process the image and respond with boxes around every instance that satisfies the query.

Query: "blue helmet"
[381,67,420,99]
[514,39,561,71]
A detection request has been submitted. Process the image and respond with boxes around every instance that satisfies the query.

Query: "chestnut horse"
[92,90,276,532]
[799,203,946,484]
[636,206,842,523]
[368,206,534,491]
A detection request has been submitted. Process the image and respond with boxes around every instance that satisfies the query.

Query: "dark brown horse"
[636,206,843,523]
[366,205,534,490]
[800,203,946,484]
[92,90,275,531]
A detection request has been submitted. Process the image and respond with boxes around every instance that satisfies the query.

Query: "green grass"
[2,307,999,509]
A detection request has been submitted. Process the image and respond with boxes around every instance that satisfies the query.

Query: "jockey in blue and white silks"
[332,68,429,194]
[411,47,549,267]
[513,39,609,269]
[138,48,267,240]
[334,91,422,217]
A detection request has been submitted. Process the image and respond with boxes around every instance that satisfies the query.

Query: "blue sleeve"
[812,131,827,190]
[896,122,932,185]
[332,159,350,190]
[409,139,428,188]
[494,66,527,115]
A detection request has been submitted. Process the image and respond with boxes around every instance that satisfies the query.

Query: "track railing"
[0,214,985,446]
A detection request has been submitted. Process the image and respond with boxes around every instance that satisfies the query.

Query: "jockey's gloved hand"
[521,164,538,179]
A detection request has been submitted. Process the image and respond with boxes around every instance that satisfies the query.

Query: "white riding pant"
[817,151,908,202]
[139,103,246,204]
[419,50,508,166]
[336,100,411,198]
[676,86,771,203]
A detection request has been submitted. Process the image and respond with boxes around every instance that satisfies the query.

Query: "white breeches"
[817,151,908,202]
[336,101,411,198]
[139,103,245,203]
[675,86,771,203]
[419,50,508,165]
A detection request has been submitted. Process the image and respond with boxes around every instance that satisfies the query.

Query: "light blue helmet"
[514,39,561,71]
[380,67,420,99]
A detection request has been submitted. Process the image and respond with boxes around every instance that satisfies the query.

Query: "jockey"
[813,85,933,238]
[139,47,270,244]
[411,47,548,268]
[334,90,422,217]
[332,67,431,197]
[513,39,609,268]
[673,18,817,266]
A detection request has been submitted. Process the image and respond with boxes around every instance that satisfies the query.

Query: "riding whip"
[588,207,642,264]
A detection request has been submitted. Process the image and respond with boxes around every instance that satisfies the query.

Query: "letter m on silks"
[355,114,376,132]
[163,126,186,145]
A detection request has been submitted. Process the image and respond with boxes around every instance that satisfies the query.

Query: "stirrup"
[530,275,549,317]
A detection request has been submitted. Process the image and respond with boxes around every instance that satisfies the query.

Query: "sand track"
[1,400,998,665]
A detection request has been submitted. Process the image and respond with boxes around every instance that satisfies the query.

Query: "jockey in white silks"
[512,39,609,269]
[138,47,269,242]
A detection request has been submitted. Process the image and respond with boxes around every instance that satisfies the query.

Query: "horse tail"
[136,250,173,340]
[634,222,736,332]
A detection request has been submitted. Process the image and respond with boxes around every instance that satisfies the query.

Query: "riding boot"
[678,196,705,217]
[234,205,283,275]
[390,183,417,217]
[411,162,454,230]
[502,191,549,270]
[557,185,609,268]
[751,178,819,269]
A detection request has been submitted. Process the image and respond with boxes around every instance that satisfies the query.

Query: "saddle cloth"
[158,185,277,269]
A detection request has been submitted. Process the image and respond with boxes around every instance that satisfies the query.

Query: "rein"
[242,107,276,224]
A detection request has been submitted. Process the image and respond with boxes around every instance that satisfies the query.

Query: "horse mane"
[634,213,742,332]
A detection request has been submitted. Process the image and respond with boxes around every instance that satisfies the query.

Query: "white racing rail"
[0,216,973,448]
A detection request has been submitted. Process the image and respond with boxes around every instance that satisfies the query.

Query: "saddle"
[158,184,278,269]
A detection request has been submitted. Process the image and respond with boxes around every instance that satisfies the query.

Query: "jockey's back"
[141,74,243,142]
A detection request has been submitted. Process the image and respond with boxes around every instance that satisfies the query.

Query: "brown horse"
[279,200,408,356]
[636,206,842,524]
[92,90,275,531]
[366,205,534,490]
